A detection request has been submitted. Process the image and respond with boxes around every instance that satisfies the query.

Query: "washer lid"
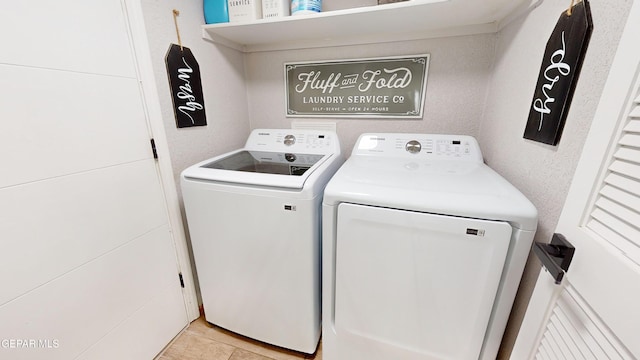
[202,150,324,176]
[182,149,332,189]
[182,128,342,189]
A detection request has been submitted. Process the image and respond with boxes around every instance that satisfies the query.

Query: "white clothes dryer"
[181,129,342,354]
[322,133,537,360]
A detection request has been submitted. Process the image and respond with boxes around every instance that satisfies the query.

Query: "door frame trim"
[121,0,200,322]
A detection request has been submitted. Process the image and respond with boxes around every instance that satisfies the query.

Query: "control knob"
[284,135,296,146]
[285,153,297,162]
[405,140,422,154]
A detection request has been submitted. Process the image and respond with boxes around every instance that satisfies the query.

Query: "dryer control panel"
[353,133,483,162]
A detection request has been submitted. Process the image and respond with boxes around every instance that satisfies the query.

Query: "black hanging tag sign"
[165,44,207,128]
[524,0,593,145]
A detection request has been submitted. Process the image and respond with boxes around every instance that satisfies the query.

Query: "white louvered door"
[511,2,640,359]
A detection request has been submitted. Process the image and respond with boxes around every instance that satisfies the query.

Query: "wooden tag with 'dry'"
[524,0,593,145]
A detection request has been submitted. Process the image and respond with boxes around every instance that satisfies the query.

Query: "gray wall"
[246,34,496,154]
[140,0,251,185]
[141,0,632,357]
[478,1,632,357]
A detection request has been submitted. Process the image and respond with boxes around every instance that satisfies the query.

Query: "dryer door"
[334,203,512,360]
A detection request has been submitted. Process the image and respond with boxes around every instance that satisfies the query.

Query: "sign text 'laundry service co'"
[285,55,429,118]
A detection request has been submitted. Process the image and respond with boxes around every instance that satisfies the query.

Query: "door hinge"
[178,273,185,288]
[150,138,158,159]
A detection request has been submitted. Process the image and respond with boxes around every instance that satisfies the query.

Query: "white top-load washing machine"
[181,129,342,354]
[322,133,537,360]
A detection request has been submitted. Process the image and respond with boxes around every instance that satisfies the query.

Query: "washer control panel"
[245,129,339,154]
[354,133,483,162]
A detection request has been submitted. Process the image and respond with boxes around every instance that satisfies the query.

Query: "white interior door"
[511,2,640,358]
[0,1,188,359]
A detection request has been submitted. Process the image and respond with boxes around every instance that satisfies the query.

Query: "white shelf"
[202,0,537,52]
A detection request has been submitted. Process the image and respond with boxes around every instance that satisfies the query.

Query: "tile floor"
[155,317,322,360]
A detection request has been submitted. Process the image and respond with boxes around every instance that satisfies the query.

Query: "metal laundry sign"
[285,55,429,118]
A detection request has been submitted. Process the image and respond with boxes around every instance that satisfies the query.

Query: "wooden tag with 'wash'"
[165,44,207,128]
[524,0,593,145]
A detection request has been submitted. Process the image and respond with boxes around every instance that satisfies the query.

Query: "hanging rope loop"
[172,9,183,51]
[567,0,577,16]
